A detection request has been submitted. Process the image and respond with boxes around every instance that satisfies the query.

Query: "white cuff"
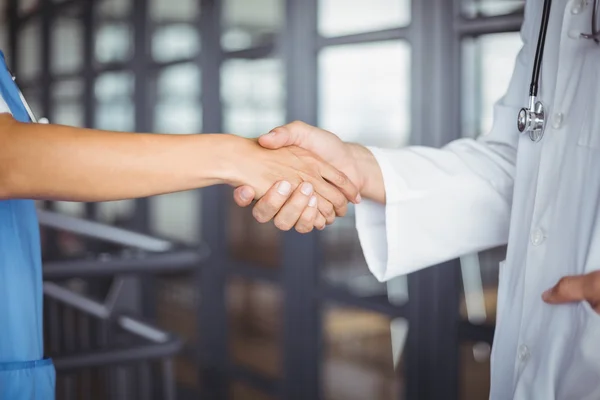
[355,146,408,282]
[354,146,511,282]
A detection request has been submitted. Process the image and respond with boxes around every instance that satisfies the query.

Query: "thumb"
[258,122,307,150]
[233,186,256,207]
[542,275,586,304]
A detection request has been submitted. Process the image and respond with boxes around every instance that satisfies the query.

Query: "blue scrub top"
[0,51,56,399]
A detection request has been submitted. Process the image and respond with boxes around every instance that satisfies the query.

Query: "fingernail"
[308,196,317,208]
[263,130,276,136]
[240,187,253,201]
[355,193,362,203]
[301,182,313,196]
[277,181,292,195]
[542,289,551,301]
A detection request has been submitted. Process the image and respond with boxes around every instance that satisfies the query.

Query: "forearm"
[0,115,238,201]
[348,143,385,203]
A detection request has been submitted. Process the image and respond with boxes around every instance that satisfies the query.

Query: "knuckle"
[274,217,292,232]
[332,194,347,211]
[334,171,349,187]
[290,120,305,129]
[322,203,334,219]
[557,277,571,292]
[252,207,267,224]
[262,193,281,210]
[252,207,269,224]
[325,212,335,224]
[296,224,313,234]
[272,126,287,136]
[315,215,326,230]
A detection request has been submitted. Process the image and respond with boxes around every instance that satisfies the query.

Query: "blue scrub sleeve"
[0,50,56,399]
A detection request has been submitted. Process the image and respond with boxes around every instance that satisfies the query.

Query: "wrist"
[347,143,385,203]
[195,133,249,186]
[346,143,369,194]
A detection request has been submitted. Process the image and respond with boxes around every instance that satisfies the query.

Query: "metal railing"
[40,210,209,400]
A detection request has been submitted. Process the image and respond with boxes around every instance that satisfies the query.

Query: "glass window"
[319,41,410,296]
[52,14,83,75]
[460,341,492,399]
[150,0,199,22]
[461,32,521,138]
[320,207,376,290]
[95,71,134,131]
[18,18,42,81]
[156,275,200,384]
[95,23,133,64]
[228,277,282,379]
[154,63,201,134]
[150,63,202,245]
[231,382,276,400]
[21,86,43,121]
[53,79,84,100]
[323,305,404,400]
[149,191,202,244]
[462,0,525,18]
[152,24,200,63]
[222,58,285,137]
[53,202,86,218]
[0,19,8,62]
[222,58,285,268]
[228,199,281,268]
[459,246,506,327]
[319,41,411,148]
[53,103,84,127]
[221,0,283,51]
[19,0,38,15]
[318,0,410,38]
[97,0,131,18]
[96,200,136,224]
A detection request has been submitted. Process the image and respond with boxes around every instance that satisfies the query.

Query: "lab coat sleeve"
[355,3,536,281]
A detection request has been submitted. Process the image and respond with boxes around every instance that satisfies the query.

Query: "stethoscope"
[517,0,599,142]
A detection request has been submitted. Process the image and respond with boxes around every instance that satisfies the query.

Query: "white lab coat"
[355,0,600,398]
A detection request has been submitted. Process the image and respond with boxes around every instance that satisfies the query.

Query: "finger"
[259,121,308,150]
[315,213,327,230]
[542,275,587,304]
[310,178,348,218]
[315,193,336,225]
[233,186,256,207]
[295,196,319,233]
[317,160,361,204]
[251,181,293,224]
[582,271,600,311]
[274,183,315,231]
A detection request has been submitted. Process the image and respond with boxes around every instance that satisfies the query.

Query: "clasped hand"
[229,133,359,232]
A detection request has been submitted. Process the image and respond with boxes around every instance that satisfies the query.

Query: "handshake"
[226,121,374,233]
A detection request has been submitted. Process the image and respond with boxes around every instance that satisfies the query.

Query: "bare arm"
[346,143,385,203]
[0,114,237,201]
[0,115,358,216]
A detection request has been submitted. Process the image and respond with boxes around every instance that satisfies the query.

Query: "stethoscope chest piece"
[517,100,546,142]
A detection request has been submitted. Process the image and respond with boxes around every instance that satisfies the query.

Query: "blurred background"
[0,0,524,399]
